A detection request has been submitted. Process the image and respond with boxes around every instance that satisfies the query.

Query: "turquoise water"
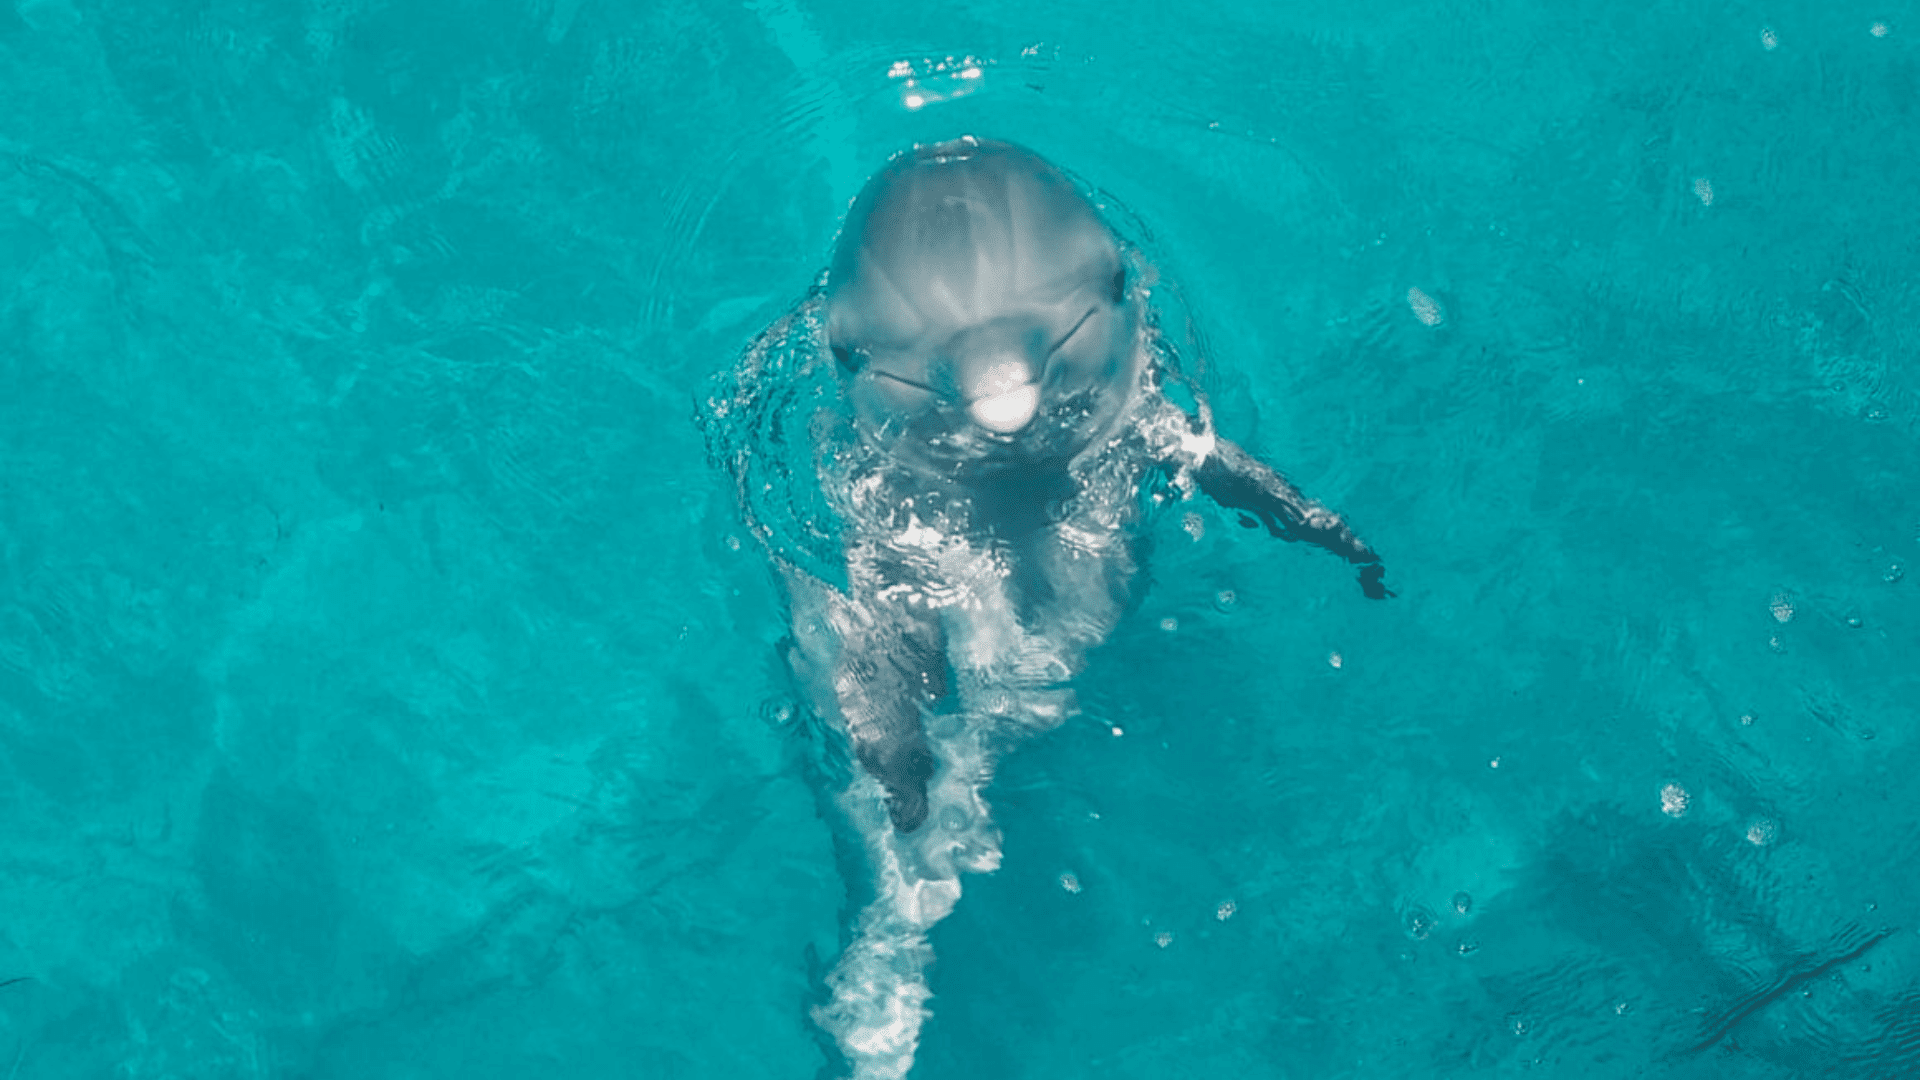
[2,0,1917,1077]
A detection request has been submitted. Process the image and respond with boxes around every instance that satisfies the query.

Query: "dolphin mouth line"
[857,300,1097,401]
[871,368,939,394]
[867,369,1042,435]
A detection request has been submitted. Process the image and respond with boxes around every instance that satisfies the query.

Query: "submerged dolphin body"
[707,136,1387,1078]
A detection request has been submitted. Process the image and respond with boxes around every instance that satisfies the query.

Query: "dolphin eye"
[1110,268,1126,303]
[831,343,862,370]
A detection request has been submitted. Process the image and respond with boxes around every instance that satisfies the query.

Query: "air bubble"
[1403,905,1438,940]
[1747,818,1778,846]
[1761,26,1779,50]
[1059,872,1082,894]
[1661,783,1691,818]
[1182,512,1205,540]
[1160,617,1179,633]
[759,700,797,730]
[1154,931,1174,948]
[1328,651,1343,669]
[1213,589,1237,612]
[1886,564,1904,583]
[1770,593,1794,623]
[1216,900,1237,921]
[1407,286,1445,327]
[939,806,969,831]
[1452,892,1473,915]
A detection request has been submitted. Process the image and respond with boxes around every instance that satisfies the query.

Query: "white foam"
[814,704,1012,1077]
[813,538,1082,1077]
[803,343,1189,1078]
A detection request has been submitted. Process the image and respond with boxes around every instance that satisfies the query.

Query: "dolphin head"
[825,137,1141,477]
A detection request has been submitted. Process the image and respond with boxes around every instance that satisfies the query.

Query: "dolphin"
[819,136,1387,834]
[707,135,1388,1079]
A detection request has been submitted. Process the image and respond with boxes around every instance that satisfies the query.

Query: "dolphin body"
[707,136,1387,1079]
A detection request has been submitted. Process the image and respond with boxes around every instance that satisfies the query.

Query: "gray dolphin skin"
[821,136,1388,835]
[708,135,1386,1079]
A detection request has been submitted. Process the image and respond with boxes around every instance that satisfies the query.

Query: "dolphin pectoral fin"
[1357,561,1394,600]
[822,594,950,835]
[845,693,941,834]
[1196,438,1393,600]
[864,737,937,834]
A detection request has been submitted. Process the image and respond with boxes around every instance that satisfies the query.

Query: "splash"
[699,291,851,589]
[886,54,991,111]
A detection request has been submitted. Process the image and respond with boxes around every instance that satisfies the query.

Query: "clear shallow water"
[1,1,1917,1077]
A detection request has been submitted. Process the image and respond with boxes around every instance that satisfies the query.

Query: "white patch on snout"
[966,361,1038,433]
[968,385,1039,432]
